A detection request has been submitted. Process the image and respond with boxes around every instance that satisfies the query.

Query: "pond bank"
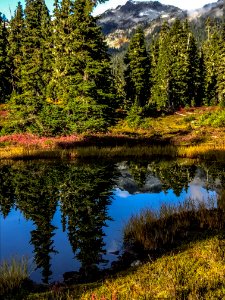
[0,143,225,161]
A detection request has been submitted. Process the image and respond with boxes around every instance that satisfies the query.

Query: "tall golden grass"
[123,197,221,252]
[0,257,30,298]
[0,144,225,160]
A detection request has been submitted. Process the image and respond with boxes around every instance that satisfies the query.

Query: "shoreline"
[0,143,224,161]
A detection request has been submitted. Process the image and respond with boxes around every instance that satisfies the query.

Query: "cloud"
[114,188,131,198]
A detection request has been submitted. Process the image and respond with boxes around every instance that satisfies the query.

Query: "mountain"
[98,0,224,49]
[189,0,224,21]
[98,0,186,35]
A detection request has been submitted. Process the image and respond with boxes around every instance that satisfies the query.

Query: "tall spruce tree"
[47,0,115,134]
[8,2,25,95]
[151,20,201,110]
[124,26,150,108]
[202,19,220,105]
[0,13,10,103]
[150,22,171,110]
[185,24,202,107]
[217,0,225,106]
[8,0,51,133]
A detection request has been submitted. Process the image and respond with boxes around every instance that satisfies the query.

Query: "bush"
[199,109,225,127]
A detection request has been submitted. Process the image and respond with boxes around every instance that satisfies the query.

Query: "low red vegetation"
[0,133,82,149]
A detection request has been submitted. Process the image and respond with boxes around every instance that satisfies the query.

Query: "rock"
[131,260,142,267]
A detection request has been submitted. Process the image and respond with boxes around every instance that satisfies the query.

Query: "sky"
[0,0,215,19]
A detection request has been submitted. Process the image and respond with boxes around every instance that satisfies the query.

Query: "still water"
[0,159,222,283]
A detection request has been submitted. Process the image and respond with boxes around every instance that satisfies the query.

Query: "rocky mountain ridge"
[98,0,224,49]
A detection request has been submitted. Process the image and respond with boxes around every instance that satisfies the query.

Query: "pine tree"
[8,2,25,94]
[47,0,115,134]
[217,1,225,106]
[169,19,194,108]
[124,26,150,108]
[8,0,51,133]
[151,20,201,110]
[0,13,10,103]
[150,22,171,110]
[185,26,202,106]
[202,19,220,105]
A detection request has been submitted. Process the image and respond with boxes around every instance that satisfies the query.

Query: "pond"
[0,158,223,284]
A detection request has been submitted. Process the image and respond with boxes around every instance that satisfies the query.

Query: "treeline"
[0,0,115,135]
[113,18,225,115]
[0,0,225,136]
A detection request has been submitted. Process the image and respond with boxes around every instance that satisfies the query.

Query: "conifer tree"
[0,13,10,103]
[151,20,201,110]
[124,26,150,108]
[150,22,171,110]
[202,20,220,105]
[47,0,115,134]
[8,2,25,94]
[8,0,51,133]
[217,1,225,106]
[185,26,202,106]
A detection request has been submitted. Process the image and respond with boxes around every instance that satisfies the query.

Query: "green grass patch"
[81,236,225,299]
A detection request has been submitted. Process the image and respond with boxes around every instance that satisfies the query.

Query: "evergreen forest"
[0,0,225,136]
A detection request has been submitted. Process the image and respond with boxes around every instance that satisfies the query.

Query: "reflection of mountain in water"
[117,161,162,194]
[116,161,225,195]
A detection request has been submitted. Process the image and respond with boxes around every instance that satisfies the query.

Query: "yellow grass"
[0,144,225,161]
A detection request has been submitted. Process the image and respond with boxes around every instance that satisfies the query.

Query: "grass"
[80,236,225,299]
[24,199,225,299]
[0,106,225,160]
[28,235,225,299]
[0,144,225,161]
[123,198,221,252]
[0,257,31,299]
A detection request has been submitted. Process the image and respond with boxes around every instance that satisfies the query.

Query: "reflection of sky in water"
[105,184,217,256]
[0,183,217,283]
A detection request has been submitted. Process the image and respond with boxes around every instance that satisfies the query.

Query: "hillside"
[98,0,224,49]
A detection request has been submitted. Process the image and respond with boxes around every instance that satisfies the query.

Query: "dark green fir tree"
[47,0,115,134]
[7,2,25,95]
[8,0,51,133]
[150,22,171,110]
[217,1,225,106]
[202,19,220,105]
[0,13,10,103]
[124,27,150,108]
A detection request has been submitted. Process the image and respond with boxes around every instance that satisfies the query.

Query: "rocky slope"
[98,0,224,49]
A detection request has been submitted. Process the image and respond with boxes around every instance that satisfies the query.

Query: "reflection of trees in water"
[59,162,117,277]
[0,165,16,218]
[128,161,149,188]
[1,159,225,282]
[12,162,59,284]
[149,161,197,196]
[0,161,117,283]
[126,160,197,196]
